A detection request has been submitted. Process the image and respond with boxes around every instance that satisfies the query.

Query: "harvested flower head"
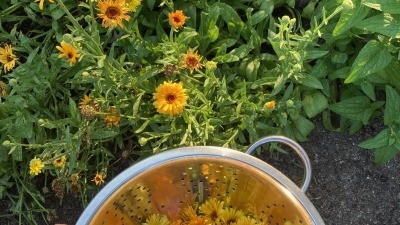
[79,95,99,120]
[182,48,203,74]
[180,205,198,221]
[264,100,275,110]
[125,0,141,11]
[199,198,224,222]
[92,172,105,185]
[234,216,262,225]
[29,157,44,176]
[143,214,170,225]
[0,44,18,73]
[53,155,67,168]
[34,0,54,10]
[104,107,121,127]
[153,81,188,116]
[56,41,80,65]
[97,0,131,29]
[168,10,187,29]
[220,208,245,225]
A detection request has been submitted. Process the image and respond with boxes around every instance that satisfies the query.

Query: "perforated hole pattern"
[89,157,311,225]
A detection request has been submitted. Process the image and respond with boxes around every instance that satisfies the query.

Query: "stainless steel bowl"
[77,136,325,225]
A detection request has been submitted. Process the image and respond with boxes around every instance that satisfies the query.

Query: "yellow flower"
[29,157,44,176]
[182,48,203,74]
[0,44,18,73]
[97,0,131,29]
[143,214,170,225]
[170,219,183,225]
[220,208,245,225]
[79,95,92,108]
[234,216,261,225]
[92,172,105,185]
[187,216,208,225]
[198,198,224,222]
[153,81,188,116]
[34,0,54,10]
[180,205,198,221]
[264,100,276,110]
[56,41,80,65]
[168,10,187,29]
[125,0,141,11]
[104,107,121,127]
[53,155,67,168]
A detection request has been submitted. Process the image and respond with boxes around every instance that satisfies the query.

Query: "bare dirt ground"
[1,117,399,225]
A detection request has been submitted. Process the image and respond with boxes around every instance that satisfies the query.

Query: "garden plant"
[0,0,400,224]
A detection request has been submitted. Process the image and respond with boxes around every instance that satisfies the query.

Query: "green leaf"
[90,130,118,140]
[147,0,156,11]
[292,115,315,141]
[360,82,376,101]
[249,10,269,26]
[377,61,400,90]
[296,74,323,89]
[374,145,399,164]
[345,40,392,83]
[384,85,400,125]
[329,96,371,121]
[302,91,329,118]
[333,0,370,36]
[355,13,400,38]
[362,0,400,14]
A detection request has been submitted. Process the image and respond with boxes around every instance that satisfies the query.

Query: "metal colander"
[77,136,325,225]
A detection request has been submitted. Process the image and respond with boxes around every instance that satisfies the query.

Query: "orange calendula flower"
[29,157,45,176]
[264,100,276,110]
[153,81,188,116]
[34,0,54,10]
[168,10,187,29]
[97,0,131,29]
[104,107,121,127]
[92,172,105,185]
[56,41,80,65]
[53,155,67,168]
[182,48,203,74]
[0,44,18,73]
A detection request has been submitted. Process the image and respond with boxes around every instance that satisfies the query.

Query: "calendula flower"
[104,107,121,127]
[168,10,187,29]
[125,0,141,11]
[187,216,208,225]
[79,95,99,120]
[182,48,203,74]
[56,41,80,65]
[29,157,45,176]
[92,172,105,185]
[143,214,170,225]
[180,205,198,221]
[153,81,188,116]
[170,220,183,225]
[199,198,224,222]
[264,100,276,110]
[234,216,262,225]
[53,155,67,168]
[220,208,245,225]
[0,44,18,73]
[97,0,131,29]
[34,0,54,10]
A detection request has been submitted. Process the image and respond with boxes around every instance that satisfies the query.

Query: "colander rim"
[77,146,325,225]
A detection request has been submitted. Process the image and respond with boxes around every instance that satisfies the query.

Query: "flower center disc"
[106,6,121,19]
[167,94,176,103]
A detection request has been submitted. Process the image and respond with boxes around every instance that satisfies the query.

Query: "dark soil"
[1,117,399,225]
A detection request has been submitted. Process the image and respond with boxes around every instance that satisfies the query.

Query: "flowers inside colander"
[77,136,325,225]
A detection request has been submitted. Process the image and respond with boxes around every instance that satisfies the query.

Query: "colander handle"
[245,135,312,193]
